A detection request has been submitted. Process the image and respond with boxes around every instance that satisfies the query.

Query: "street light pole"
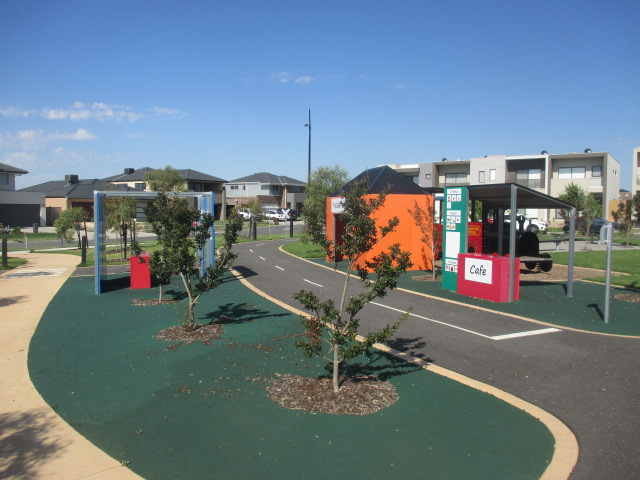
[305,109,311,184]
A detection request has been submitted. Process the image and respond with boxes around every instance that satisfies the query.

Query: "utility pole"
[305,109,311,185]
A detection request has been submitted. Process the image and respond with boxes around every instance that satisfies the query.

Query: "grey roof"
[466,183,574,210]
[19,178,134,198]
[227,172,306,186]
[103,167,226,183]
[341,166,425,195]
[0,162,28,175]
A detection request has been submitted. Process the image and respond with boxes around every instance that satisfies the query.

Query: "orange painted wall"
[326,194,434,272]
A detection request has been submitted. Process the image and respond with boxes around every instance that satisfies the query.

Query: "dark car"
[563,217,620,235]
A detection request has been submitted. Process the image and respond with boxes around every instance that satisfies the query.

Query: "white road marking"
[250,249,254,253]
[371,301,561,341]
[304,279,324,288]
[275,266,285,271]
[259,256,266,261]
[491,328,561,341]
[371,302,494,339]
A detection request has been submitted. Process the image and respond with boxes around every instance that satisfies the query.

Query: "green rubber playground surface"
[29,273,554,480]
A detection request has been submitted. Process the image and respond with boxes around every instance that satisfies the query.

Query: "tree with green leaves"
[105,195,137,258]
[558,183,602,243]
[294,177,412,392]
[557,182,586,221]
[408,196,442,280]
[143,193,243,330]
[144,165,187,193]
[611,200,634,246]
[632,193,640,226]
[54,207,89,248]
[302,166,349,239]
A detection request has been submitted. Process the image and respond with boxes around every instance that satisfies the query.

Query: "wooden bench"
[539,234,569,251]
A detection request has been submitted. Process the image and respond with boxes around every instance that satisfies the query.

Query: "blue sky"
[1,0,638,190]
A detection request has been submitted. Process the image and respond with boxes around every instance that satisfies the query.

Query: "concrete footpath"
[0,253,141,480]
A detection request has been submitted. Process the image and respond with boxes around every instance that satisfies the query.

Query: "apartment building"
[223,172,306,217]
[385,150,620,223]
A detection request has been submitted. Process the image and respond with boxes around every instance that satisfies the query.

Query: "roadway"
[232,239,640,480]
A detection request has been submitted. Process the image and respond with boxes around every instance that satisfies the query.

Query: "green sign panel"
[441,187,469,291]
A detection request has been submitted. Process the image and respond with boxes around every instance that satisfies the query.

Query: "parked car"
[563,217,620,235]
[265,210,286,221]
[237,209,253,219]
[504,214,547,234]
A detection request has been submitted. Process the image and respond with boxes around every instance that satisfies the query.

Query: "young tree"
[557,182,586,222]
[144,165,187,193]
[294,177,412,392]
[581,193,602,245]
[144,193,243,330]
[105,195,137,258]
[301,166,349,245]
[54,207,89,248]
[632,193,640,226]
[611,201,634,246]
[409,196,441,280]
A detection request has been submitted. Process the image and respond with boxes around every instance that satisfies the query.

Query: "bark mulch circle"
[614,293,640,303]
[267,373,398,415]
[131,298,177,306]
[155,323,224,345]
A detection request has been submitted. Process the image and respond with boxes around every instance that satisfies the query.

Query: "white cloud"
[270,72,317,85]
[0,128,98,150]
[1,102,187,123]
[2,151,37,167]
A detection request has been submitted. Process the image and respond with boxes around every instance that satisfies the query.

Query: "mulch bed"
[412,275,439,282]
[267,373,398,415]
[131,298,177,306]
[155,323,224,345]
[614,293,640,303]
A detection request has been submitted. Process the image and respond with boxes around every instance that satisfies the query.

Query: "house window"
[188,182,203,192]
[444,172,467,185]
[478,171,485,183]
[134,182,145,191]
[0,173,8,185]
[425,173,431,179]
[558,166,586,179]
[516,169,542,188]
[489,169,496,181]
[230,185,239,190]
[592,165,602,178]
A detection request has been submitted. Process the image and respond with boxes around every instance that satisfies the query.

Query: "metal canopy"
[465,183,576,301]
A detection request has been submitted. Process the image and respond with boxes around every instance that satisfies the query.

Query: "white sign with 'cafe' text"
[465,258,493,285]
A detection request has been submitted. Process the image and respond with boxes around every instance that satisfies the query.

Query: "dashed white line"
[259,256,266,261]
[303,279,324,288]
[275,266,285,271]
[491,328,561,341]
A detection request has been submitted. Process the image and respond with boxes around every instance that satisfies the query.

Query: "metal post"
[508,184,517,302]
[81,235,87,264]
[305,109,311,185]
[567,207,576,297]
[2,238,7,268]
[603,223,613,323]
[289,218,294,238]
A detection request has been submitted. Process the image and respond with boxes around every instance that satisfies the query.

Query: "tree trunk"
[332,345,340,392]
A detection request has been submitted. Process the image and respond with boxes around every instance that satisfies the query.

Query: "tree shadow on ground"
[0,295,28,307]
[322,350,423,383]
[202,302,290,325]
[388,336,434,363]
[0,408,68,479]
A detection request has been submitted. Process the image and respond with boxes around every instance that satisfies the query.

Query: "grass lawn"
[280,239,325,258]
[0,257,28,270]
[550,249,640,289]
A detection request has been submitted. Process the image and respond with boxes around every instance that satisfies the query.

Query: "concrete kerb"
[0,252,142,480]
[232,247,580,480]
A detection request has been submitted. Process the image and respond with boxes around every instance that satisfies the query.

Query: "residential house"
[384,150,620,223]
[223,172,306,218]
[0,163,46,227]
[19,175,134,225]
[633,147,640,197]
[103,167,227,219]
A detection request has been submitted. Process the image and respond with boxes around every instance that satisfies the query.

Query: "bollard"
[2,238,7,268]
[81,235,87,264]
[289,218,294,238]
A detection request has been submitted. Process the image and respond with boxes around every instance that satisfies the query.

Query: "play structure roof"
[340,166,425,195]
[467,183,574,210]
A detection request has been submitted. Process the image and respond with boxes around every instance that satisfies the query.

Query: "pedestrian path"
[0,252,141,480]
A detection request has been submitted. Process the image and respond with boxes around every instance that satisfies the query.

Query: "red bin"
[130,252,151,289]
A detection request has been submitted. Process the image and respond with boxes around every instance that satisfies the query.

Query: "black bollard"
[289,218,294,238]
[2,238,7,268]
[81,235,87,264]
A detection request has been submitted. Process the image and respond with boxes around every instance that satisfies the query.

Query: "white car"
[237,209,253,219]
[504,214,547,234]
[265,210,287,221]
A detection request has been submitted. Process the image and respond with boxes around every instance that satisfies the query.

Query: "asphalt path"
[232,239,640,480]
